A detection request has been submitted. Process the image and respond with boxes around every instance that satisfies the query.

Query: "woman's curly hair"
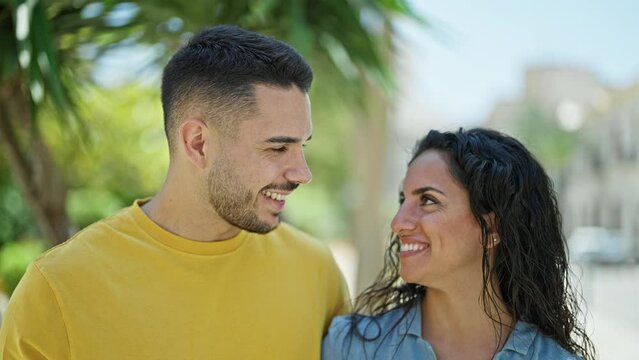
[350,128,595,360]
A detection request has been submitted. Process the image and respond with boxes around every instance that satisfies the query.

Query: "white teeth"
[263,190,287,201]
[400,243,427,252]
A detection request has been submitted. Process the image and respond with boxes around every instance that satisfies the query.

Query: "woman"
[323,128,595,360]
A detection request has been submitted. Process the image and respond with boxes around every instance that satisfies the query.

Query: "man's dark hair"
[161,25,313,151]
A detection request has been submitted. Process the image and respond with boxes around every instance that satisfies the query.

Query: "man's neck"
[142,181,241,242]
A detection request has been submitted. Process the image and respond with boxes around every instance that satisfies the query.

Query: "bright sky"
[395,0,639,126]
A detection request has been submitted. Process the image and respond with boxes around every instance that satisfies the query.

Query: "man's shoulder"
[34,206,136,272]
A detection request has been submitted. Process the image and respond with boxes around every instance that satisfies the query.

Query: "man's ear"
[483,212,501,248]
[178,119,216,169]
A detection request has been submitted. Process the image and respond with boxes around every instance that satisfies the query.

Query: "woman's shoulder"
[322,314,362,360]
[327,306,414,338]
[322,313,383,351]
[499,321,582,360]
[322,306,420,360]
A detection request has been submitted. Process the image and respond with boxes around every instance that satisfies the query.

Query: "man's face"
[207,84,312,234]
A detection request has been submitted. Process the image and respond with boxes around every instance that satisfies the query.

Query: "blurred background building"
[562,84,639,259]
[383,2,639,358]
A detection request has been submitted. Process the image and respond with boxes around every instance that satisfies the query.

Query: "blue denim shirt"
[322,304,581,360]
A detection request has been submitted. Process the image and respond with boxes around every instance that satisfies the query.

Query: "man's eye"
[271,146,287,153]
[398,194,405,205]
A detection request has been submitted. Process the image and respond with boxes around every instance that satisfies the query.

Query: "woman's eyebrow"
[411,186,445,197]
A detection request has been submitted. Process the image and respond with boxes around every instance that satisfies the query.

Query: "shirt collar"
[398,303,538,357]
[500,321,538,356]
[397,302,422,337]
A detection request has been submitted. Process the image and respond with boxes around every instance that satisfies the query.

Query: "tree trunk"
[0,75,70,245]
[352,75,390,294]
[351,22,396,294]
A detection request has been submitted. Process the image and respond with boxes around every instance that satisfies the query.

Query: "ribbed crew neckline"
[130,199,249,255]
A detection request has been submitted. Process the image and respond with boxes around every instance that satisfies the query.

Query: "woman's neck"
[421,283,514,360]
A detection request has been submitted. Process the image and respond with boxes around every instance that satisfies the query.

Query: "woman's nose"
[390,204,417,235]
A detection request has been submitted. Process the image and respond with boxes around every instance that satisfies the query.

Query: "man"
[0,25,350,359]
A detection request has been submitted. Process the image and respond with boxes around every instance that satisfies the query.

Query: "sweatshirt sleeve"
[0,263,70,360]
[322,249,352,335]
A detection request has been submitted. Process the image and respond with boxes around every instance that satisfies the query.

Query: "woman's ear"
[484,212,500,248]
[487,233,500,248]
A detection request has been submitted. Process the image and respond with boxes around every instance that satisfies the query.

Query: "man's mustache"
[263,182,299,192]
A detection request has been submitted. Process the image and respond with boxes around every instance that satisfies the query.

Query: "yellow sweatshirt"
[0,200,350,359]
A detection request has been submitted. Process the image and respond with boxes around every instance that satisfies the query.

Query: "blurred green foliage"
[0,84,168,293]
[42,84,169,228]
[0,239,46,295]
[0,166,36,247]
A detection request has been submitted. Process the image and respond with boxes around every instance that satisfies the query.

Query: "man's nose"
[284,151,312,185]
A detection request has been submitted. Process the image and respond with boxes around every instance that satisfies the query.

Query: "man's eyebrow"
[264,135,312,144]
[411,186,445,196]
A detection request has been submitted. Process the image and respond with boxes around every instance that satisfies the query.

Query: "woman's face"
[391,150,486,289]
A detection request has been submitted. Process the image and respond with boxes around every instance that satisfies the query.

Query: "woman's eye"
[420,195,436,206]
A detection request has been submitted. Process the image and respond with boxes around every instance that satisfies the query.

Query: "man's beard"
[207,156,274,234]
[206,156,299,234]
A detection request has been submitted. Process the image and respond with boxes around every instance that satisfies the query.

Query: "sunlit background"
[1,1,637,358]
